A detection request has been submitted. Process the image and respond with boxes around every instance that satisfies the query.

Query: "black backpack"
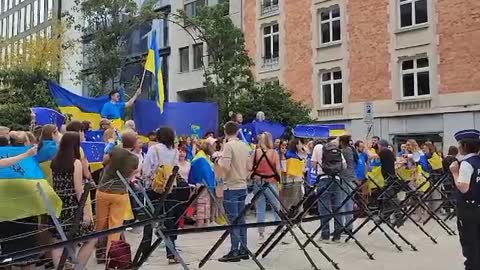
[322,142,343,175]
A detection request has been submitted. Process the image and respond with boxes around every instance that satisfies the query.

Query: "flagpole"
[139,68,147,89]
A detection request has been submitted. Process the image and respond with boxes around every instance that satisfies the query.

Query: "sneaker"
[238,250,249,260]
[319,237,330,244]
[331,235,341,243]
[218,251,241,263]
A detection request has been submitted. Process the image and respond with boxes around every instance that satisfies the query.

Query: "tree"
[75,0,139,96]
[185,3,311,127]
[0,21,67,130]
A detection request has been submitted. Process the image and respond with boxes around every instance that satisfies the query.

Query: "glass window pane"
[332,8,340,18]
[193,43,203,69]
[415,0,428,24]
[8,13,12,38]
[333,83,342,104]
[322,72,331,81]
[320,10,329,21]
[272,24,278,33]
[402,73,415,97]
[185,3,194,18]
[272,34,279,57]
[333,71,342,80]
[321,22,330,43]
[417,57,429,68]
[400,3,412,27]
[264,36,271,59]
[39,0,44,23]
[322,84,332,105]
[180,47,189,72]
[13,11,17,36]
[26,4,31,30]
[33,0,38,26]
[20,7,25,32]
[402,60,414,70]
[417,71,430,95]
[332,20,341,41]
[48,0,53,19]
[263,26,271,35]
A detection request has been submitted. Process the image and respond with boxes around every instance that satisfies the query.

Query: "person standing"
[339,135,357,233]
[216,121,250,262]
[354,140,369,217]
[100,88,141,120]
[449,129,480,270]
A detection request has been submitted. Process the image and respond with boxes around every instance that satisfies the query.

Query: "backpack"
[152,147,178,194]
[321,142,343,175]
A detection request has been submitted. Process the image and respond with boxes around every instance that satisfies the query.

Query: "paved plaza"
[90,217,463,270]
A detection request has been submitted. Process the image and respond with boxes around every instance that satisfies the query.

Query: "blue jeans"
[342,181,355,231]
[253,181,281,234]
[317,176,345,239]
[223,189,248,252]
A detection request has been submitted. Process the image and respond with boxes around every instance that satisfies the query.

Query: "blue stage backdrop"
[133,99,218,136]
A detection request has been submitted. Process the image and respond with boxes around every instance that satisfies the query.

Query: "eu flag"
[144,30,165,112]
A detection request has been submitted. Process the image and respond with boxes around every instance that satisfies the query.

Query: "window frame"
[400,57,431,99]
[184,0,206,19]
[319,6,341,45]
[179,46,190,73]
[261,0,279,16]
[192,43,203,70]
[262,23,279,66]
[398,0,428,29]
[319,70,343,107]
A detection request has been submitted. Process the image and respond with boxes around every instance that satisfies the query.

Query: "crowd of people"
[0,110,466,269]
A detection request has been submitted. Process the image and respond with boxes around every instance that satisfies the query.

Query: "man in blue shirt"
[354,140,368,182]
[101,88,142,120]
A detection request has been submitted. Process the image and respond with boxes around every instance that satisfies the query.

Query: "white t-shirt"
[311,144,324,175]
[458,153,477,184]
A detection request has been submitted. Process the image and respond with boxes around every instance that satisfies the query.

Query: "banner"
[0,146,62,220]
[32,107,65,129]
[241,121,286,143]
[133,99,218,136]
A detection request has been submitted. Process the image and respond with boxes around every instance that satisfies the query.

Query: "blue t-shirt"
[355,152,368,181]
[100,101,125,119]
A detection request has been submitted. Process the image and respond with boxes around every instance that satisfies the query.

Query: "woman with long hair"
[50,132,96,269]
[36,124,61,185]
[248,132,281,242]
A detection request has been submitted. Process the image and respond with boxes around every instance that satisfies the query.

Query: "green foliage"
[75,0,139,96]
[183,3,311,127]
[0,69,57,130]
[186,3,256,123]
[234,83,311,129]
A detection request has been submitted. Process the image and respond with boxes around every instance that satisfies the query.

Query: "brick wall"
[438,0,480,93]
[347,0,391,102]
[283,0,313,104]
[243,0,257,65]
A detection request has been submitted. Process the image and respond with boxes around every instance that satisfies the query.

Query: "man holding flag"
[100,88,142,121]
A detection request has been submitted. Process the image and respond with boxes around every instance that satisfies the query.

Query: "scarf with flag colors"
[144,30,165,112]
[189,150,216,189]
[0,146,62,221]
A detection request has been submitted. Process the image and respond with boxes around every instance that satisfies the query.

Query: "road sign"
[364,102,374,123]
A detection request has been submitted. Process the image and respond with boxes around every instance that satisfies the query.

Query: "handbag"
[106,240,132,270]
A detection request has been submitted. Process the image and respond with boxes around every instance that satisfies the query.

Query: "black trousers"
[457,202,480,270]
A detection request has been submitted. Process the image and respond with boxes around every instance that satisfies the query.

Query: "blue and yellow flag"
[48,82,124,129]
[144,30,165,112]
[0,146,62,221]
[189,150,215,189]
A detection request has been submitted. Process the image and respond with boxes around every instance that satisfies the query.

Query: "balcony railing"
[261,1,279,16]
[262,56,279,69]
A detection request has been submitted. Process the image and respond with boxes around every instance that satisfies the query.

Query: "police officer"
[449,129,480,270]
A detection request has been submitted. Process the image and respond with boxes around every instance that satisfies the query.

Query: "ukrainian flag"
[48,82,124,129]
[0,146,62,221]
[144,30,165,112]
[189,150,216,189]
[285,150,306,178]
[324,124,347,137]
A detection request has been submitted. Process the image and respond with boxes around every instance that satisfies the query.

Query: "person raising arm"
[0,145,37,168]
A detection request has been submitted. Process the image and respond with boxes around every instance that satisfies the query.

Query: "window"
[399,0,428,28]
[320,6,341,44]
[179,46,189,72]
[2,18,5,38]
[20,7,25,33]
[401,57,430,98]
[33,0,38,26]
[320,70,343,106]
[39,0,45,24]
[193,43,203,70]
[8,13,12,38]
[261,0,279,15]
[13,11,17,36]
[47,0,53,19]
[25,4,31,30]
[184,0,205,18]
[263,23,279,65]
